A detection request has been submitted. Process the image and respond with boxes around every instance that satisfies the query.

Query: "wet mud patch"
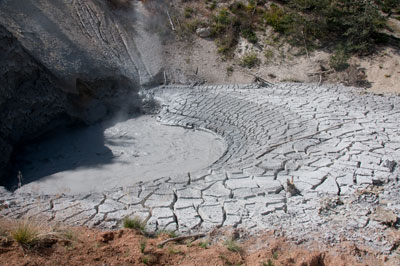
[11,115,225,195]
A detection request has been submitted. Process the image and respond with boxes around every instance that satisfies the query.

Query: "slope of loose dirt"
[0,219,398,266]
[165,0,400,94]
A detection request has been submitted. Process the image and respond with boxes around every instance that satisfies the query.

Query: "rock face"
[0,0,167,183]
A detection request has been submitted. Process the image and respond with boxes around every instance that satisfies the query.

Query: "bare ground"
[164,35,400,94]
[0,218,398,266]
[163,2,400,94]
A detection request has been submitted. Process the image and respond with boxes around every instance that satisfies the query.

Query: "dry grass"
[123,216,146,231]
[1,218,74,249]
[10,220,41,247]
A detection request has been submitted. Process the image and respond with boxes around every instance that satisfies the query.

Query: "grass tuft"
[139,239,147,253]
[199,241,208,249]
[123,216,146,231]
[224,238,242,253]
[10,220,44,248]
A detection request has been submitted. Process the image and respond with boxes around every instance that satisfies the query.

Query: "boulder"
[196,27,211,38]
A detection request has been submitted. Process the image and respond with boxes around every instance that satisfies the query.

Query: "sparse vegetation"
[168,245,184,255]
[272,251,279,260]
[123,216,146,231]
[329,46,350,71]
[241,28,258,43]
[227,66,234,76]
[0,217,394,265]
[184,7,194,18]
[265,259,274,266]
[264,48,274,62]
[156,230,178,238]
[177,0,399,69]
[198,241,209,248]
[141,255,157,265]
[224,238,242,253]
[140,239,147,253]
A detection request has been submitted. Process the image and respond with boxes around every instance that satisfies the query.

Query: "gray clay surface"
[13,115,225,195]
[1,83,400,254]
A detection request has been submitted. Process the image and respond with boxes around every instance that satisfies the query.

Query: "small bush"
[241,28,258,43]
[184,7,194,18]
[177,19,200,38]
[216,31,238,56]
[226,66,234,76]
[329,47,350,71]
[207,0,217,10]
[264,4,293,34]
[239,52,260,68]
[123,216,146,231]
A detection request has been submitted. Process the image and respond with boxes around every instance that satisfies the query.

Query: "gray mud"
[13,115,225,195]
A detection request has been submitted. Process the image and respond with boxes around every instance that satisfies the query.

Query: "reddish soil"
[0,219,397,266]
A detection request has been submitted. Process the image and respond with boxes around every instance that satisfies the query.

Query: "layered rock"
[0,0,166,183]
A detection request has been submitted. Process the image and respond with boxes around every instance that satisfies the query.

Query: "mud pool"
[12,115,226,195]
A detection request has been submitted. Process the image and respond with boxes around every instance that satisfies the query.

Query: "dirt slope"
[0,220,398,266]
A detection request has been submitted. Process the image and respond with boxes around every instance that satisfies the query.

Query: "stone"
[144,193,175,208]
[315,176,339,194]
[198,204,223,225]
[196,27,211,38]
[370,207,398,226]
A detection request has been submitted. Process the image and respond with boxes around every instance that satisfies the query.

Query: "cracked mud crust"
[1,83,400,257]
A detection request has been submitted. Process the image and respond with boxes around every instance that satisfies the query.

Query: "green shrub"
[216,31,238,56]
[207,0,217,10]
[226,66,234,76]
[241,28,258,43]
[184,7,194,18]
[264,4,293,34]
[184,0,391,60]
[329,46,350,71]
[239,52,260,68]
[264,1,387,54]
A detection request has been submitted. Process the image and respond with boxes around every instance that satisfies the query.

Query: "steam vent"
[1,0,400,258]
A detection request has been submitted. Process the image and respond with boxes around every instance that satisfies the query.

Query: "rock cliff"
[0,0,166,184]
